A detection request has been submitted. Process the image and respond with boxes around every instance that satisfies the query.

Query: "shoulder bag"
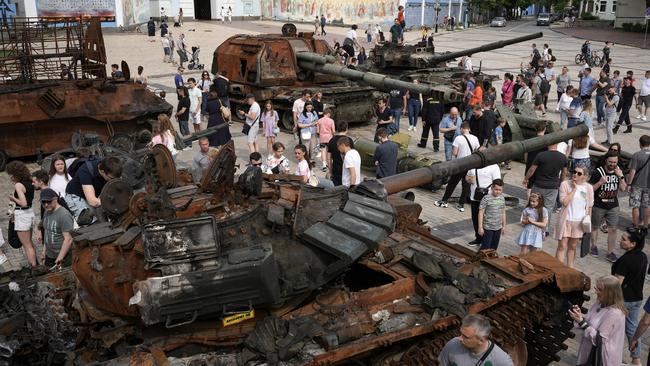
[578,331,603,366]
[242,113,259,135]
[461,134,477,155]
[473,168,492,202]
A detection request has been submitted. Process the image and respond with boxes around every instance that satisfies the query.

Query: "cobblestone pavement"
[552,24,650,49]
[2,18,650,365]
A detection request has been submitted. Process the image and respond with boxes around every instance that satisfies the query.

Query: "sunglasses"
[251,162,262,167]
[42,199,56,206]
[571,170,584,176]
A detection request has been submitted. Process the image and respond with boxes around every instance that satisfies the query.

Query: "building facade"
[614,0,646,27]
[579,0,618,20]
[9,0,261,27]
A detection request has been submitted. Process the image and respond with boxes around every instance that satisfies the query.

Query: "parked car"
[490,17,506,27]
[537,13,551,26]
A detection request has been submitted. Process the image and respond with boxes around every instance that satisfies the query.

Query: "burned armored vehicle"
[212,24,460,131]
[1,125,591,365]
[0,17,172,170]
[364,32,543,86]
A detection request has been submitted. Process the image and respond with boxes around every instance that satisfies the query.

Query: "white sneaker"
[0,253,8,266]
[637,115,643,119]
[643,116,648,121]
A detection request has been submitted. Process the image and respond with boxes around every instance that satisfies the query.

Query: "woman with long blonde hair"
[570,275,626,365]
[151,114,178,159]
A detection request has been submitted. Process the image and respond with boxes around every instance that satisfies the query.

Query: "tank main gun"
[425,32,543,65]
[371,124,588,195]
[296,52,460,103]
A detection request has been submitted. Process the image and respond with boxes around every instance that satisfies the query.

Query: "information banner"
[36,0,116,21]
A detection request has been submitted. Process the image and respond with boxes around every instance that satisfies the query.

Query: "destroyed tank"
[364,32,544,88]
[0,124,591,365]
[211,24,460,131]
[0,17,173,171]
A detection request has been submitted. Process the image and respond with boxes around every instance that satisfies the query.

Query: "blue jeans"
[567,117,579,129]
[64,193,90,223]
[625,300,643,359]
[480,229,502,251]
[390,108,402,133]
[559,110,568,129]
[444,140,453,161]
[201,92,209,114]
[178,118,191,147]
[595,95,605,124]
[407,99,421,128]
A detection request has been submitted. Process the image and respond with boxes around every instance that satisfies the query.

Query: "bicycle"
[574,50,602,67]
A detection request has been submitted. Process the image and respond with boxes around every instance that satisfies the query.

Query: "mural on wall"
[261,0,400,24]
[36,0,115,20]
[122,0,150,25]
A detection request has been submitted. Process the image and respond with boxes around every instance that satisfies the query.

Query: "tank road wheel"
[280,110,294,131]
[0,149,8,171]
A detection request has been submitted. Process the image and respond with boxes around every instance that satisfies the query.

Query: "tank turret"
[368,32,543,72]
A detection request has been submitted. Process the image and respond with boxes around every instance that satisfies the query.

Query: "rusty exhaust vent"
[37,89,65,117]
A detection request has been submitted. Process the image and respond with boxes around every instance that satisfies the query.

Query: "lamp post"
[434,2,441,33]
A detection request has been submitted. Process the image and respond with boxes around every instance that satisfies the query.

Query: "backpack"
[539,77,551,94]
[581,43,588,54]
[68,156,99,178]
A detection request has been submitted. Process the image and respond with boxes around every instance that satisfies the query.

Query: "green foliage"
[622,22,647,32]
[581,12,600,20]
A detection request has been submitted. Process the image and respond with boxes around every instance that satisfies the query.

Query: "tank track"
[382,284,581,365]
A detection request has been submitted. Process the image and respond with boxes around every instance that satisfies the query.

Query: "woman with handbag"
[554,165,594,268]
[205,89,232,148]
[238,93,261,154]
[6,161,37,267]
[569,275,626,366]
[297,102,319,161]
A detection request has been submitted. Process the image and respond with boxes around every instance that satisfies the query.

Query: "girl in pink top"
[317,108,336,172]
[570,275,626,366]
[150,115,178,160]
[501,73,515,107]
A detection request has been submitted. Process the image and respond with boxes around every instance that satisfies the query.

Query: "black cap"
[40,188,59,202]
[245,93,255,99]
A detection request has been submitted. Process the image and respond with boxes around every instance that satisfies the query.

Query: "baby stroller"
[176,46,203,70]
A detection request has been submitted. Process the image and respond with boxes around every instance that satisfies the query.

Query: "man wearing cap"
[39,188,74,267]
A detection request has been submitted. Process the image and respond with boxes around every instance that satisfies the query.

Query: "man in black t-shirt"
[374,98,393,141]
[388,89,406,133]
[176,86,191,148]
[611,228,647,365]
[523,143,567,227]
[64,156,122,224]
[327,121,354,186]
[418,96,444,151]
[590,153,627,261]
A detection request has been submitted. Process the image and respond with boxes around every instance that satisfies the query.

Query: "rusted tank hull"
[0,81,172,167]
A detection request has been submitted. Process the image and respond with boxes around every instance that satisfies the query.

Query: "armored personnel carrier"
[212,24,460,131]
[0,17,172,170]
[1,124,591,365]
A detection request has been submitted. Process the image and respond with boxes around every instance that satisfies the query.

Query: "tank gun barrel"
[427,32,543,64]
[379,124,588,194]
[296,52,460,103]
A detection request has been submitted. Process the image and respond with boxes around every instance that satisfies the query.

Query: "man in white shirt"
[187,77,202,132]
[435,123,480,212]
[466,164,501,245]
[342,25,361,58]
[637,70,650,121]
[337,136,361,187]
[292,89,311,136]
